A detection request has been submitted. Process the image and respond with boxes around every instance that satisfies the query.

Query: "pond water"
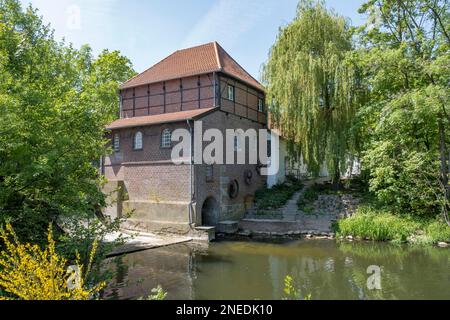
[103,239,450,300]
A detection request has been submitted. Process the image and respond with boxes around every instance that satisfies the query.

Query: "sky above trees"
[20,0,366,79]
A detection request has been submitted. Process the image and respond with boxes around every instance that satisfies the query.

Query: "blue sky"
[21,0,367,80]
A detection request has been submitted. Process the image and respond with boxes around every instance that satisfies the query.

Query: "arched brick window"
[161,129,172,148]
[134,131,143,150]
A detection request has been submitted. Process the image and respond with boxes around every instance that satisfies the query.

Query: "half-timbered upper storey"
[118,42,267,125]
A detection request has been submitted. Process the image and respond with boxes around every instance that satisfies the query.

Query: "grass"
[295,177,450,245]
[255,177,304,212]
[333,204,450,245]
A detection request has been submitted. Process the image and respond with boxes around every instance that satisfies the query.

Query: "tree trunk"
[332,158,341,190]
[438,118,450,225]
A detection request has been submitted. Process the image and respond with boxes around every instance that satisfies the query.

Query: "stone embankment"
[234,178,361,239]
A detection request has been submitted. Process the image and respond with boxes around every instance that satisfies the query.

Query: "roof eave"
[218,71,266,93]
[106,107,219,131]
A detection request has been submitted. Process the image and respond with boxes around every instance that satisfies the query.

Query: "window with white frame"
[258,98,264,112]
[161,129,172,148]
[113,133,120,152]
[134,131,143,150]
[227,84,235,101]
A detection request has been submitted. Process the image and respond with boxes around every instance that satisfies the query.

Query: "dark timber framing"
[119,72,267,125]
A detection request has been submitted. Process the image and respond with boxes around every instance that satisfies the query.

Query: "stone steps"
[216,221,239,234]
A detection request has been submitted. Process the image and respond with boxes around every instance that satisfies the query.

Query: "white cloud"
[181,0,272,50]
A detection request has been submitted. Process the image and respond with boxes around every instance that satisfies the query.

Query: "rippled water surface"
[104,239,450,300]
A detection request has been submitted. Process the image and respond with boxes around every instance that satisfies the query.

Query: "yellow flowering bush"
[0,224,105,300]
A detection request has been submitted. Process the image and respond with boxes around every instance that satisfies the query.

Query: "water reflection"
[103,240,450,300]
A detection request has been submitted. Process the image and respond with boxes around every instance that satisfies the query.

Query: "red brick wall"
[194,110,267,224]
[104,109,267,226]
[105,121,191,202]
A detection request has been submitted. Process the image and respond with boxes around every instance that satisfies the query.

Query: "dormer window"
[258,98,264,112]
[227,85,235,101]
[134,131,143,150]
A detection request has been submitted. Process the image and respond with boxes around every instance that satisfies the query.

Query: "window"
[228,179,239,199]
[227,84,235,101]
[134,131,143,150]
[258,98,264,112]
[234,135,242,152]
[161,129,172,148]
[206,165,214,182]
[267,135,272,158]
[113,133,120,152]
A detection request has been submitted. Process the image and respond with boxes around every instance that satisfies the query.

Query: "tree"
[263,0,363,184]
[0,0,136,244]
[355,0,450,220]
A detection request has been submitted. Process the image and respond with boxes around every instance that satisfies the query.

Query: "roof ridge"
[177,41,215,53]
[213,41,223,70]
[216,42,263,88]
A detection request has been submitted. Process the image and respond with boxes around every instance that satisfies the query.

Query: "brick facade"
[103,43,267,236]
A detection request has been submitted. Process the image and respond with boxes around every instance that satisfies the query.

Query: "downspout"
[187,119,194,225]
[213,72,217,107]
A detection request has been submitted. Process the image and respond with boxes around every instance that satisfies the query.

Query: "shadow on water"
[103,239,450,300]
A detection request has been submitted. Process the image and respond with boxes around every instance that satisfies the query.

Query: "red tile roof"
[106,108,217,130]
[121,42,264,91]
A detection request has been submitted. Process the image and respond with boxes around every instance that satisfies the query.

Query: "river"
[103,239,450,300]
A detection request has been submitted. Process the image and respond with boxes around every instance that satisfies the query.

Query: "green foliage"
[0,0,135,247]
[57,215,129,285]
[334,204,450,244]
[138,285,167,301]
[353,0,450,218]
[255,178,303,211]
[297,186,319,213]
[297,180,364,213]
[334,206,420,242]
[425,221,450,243]
[263,0,364,182]
[283,275,312,300]
[266,0,449,219]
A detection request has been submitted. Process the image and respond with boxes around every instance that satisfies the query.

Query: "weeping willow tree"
[262,0,362,183]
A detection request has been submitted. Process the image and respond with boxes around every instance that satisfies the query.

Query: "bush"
[255,178,304,211]
[297,186,320,212]
[0,224,104,300]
